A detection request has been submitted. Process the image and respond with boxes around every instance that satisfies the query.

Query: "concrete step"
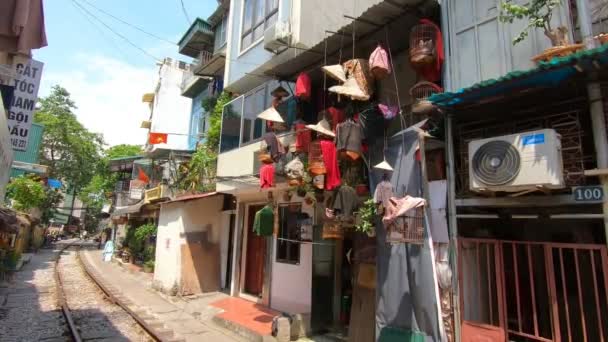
[212,315,266,342]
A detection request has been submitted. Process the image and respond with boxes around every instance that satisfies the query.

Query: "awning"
[111,201,145,217]
[430,44,608,108]
[162,192,222,205]
[266,0,424,79]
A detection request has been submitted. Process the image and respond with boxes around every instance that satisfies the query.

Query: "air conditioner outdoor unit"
[468,129,565,192]
[264,21,291,53]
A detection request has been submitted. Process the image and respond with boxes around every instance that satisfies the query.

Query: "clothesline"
[276,237,335,246]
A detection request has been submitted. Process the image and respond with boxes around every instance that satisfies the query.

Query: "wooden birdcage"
[322,219,344,240]
[410,81,442,115]
[386,207,425,244]
[308,140,326,175]
[409,23,438,68]
[258,140,273,164]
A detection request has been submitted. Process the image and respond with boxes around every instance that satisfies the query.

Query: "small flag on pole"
[138,166,150,184]
[149,132,168,144]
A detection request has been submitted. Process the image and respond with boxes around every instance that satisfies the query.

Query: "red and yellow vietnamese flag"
[149,132,168,144]
[138,166,150,184]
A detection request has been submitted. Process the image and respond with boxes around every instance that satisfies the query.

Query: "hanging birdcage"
[308,140,326,175]
[409,23,438,68]
[258,140,273,164]
[386,207,425,244]
[410,81,442,115]
[322,219,344,240]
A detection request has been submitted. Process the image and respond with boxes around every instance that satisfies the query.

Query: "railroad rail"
[53,242,162,341]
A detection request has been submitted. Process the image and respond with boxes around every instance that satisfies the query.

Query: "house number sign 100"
[573,186,604,202]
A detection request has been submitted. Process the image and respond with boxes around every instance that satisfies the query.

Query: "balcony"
[144,184,172,204]
[181,70,212,98]
[178,18,214,58]
[192,49,226,77]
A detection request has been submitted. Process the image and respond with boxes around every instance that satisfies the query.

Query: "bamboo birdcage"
[258,140,273,164]
[386,207,425,244]
[308,140,326,175]
[410,81,442,115]
[409,23,438,68]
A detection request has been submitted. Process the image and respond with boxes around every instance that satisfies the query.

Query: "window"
[220,96,243,153]
[241,86,266,145]
[241,0,279,50]
[214,13,229,51]
[276,203,302,264]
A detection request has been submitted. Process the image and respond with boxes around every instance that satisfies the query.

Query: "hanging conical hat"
[374,159,393,171]
[257,107,284,123]
[306,118,335,137]
[328,77,369,101]
[322,64,347,83]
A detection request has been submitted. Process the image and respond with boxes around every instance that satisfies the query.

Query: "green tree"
[6,176,47,211]
[40,188,64,225]
[177,145,217,192]
[35,85,104,192]
[500,0,566,46]
[206,91,234,153]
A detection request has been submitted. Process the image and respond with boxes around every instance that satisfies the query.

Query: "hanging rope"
[323,31,328,110]
[385,25,405,132]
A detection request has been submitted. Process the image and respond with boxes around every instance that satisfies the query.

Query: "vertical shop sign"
[3,59,44,152]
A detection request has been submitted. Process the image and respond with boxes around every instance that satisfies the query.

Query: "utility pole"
[575,0,608,247]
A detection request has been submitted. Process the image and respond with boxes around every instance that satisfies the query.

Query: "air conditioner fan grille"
[472,140,521,186]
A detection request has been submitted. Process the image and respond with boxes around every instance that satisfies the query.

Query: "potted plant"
[499,0,583,62]
[143,260,155,273]
[355,198,377,237]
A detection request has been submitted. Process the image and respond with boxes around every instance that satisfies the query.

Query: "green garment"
[253,205,274,236]
[379,326,426,342]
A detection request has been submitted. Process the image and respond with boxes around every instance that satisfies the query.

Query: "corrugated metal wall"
[447,0,572,91]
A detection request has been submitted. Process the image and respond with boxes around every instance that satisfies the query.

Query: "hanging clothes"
[294,121,311,153]
[0,0,47,55]
[327,106,346,132]
[331,185,359,219]
[416,19,444,82]
[336,119,364,159]
[253,205,274,236]
[369,44,391,80]
[382,196,426,225]
[320,139,341,190]
[295,72,312,100]
[263,132,284,161]
[373,180,394,213]
[260,163,275,189]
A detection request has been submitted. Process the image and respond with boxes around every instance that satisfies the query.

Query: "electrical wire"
[68,0,131,62]
[70,0,162,62]
[77,0,176,45]
[179,0,192,25]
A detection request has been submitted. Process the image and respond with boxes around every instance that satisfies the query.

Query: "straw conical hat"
[374,159,393,171]
[328,77,369,101]
[306,118,335,137]
[322,64,347,83]
[257,107,284,123]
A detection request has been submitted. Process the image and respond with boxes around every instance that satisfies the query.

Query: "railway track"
[54,243,157,341]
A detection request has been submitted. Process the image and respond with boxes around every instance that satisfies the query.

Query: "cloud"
[39,54,158,147]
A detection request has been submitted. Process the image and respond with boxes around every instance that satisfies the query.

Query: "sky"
[34,0,217,147]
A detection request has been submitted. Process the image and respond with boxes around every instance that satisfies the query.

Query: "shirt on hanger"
[332,185,360,219]
[373,180,394,212]
[320,139,341,190]
[336,119,364,158]
[294,122,311,153]
[260,164,275,189]
[253,205,274,236]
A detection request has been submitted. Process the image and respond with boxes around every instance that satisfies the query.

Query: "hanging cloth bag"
[369,44,391,80]
[295,72,312,100]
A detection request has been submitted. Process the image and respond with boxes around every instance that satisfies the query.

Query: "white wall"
[149,60,193,151]
[270,195,314,315]
[153,195,226,293]
[154,204,183,292]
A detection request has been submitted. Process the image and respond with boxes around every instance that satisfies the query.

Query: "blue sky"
[34,0,217,146]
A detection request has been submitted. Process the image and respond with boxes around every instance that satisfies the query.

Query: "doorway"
[459,238,608,342]
[242,204,267,298]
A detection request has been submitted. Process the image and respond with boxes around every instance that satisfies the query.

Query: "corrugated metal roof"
[162,192,221,205]
[430,44,608,108]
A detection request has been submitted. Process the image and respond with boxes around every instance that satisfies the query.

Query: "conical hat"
[257,107,284,123]
[374,159,393,171]
[328,77,369,101]
[271,85,290,98]
[306,118,335,137]
[322,64,347,83]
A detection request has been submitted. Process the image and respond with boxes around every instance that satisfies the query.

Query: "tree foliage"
[500,0,566,46]
[34,85,104,191]
[177,145,217,192]
[206,91,233,153]
[6,176,47,211]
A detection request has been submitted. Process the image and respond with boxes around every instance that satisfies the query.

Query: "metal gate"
[459,239,608,342]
